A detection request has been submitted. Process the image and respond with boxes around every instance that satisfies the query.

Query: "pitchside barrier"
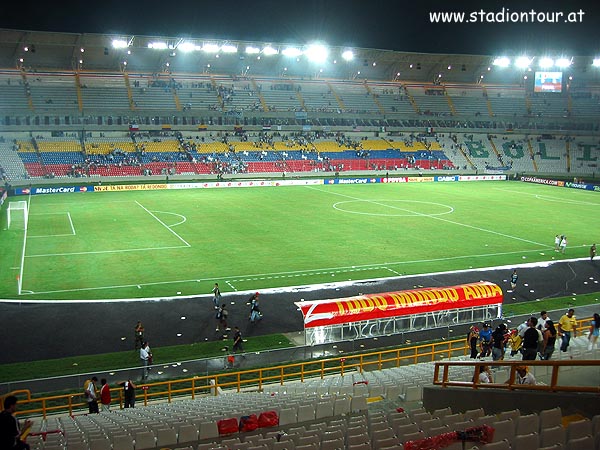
[296,282,503,345]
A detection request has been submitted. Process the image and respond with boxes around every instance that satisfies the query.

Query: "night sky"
[1,0,598,56]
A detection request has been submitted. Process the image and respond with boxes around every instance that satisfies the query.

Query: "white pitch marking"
[67,212,76,235]
[306,186,547,247]
[332,199,454,217]
[152,211,187,227]
[14,245,589,298]
[135,201,191,247]
[6,255,592,302]
[25,245,189,258]
[29,234,77,238]
[494,188,600,206]
[225,280,237,291]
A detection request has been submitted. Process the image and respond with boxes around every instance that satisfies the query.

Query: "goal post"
[7,200,28,230]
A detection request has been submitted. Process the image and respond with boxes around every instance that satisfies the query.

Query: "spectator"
[491,323,508,361]
[515,366,536,385]
[467,325,479,359]
[134,321,145,350]
[0,395,32,450]
[510,269,518,290]
[212,283,221,309]
[140,342,152,380]
[100,379,111,412]
[83,376,99,414]
[540,320,557,360]
[216,304,229,334]
[588,313,600,350]
[119,380,136,408]
[473,365,492,383]
[558,308,577,352]
[249,292,262,323]
[537,311,550,331]
[232,326,244,352]
[478,323,492,358]
[521,317,541,360]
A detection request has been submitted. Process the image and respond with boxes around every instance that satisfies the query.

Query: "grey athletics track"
[0,258,598,365]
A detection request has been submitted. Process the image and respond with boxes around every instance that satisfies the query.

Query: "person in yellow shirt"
[558,308,577,352]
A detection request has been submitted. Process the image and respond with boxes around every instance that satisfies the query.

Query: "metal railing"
[433,359,600,393]
[9,337,470,418]
[5,316,594,419]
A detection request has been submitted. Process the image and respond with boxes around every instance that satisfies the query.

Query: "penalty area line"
[135,201,191,247]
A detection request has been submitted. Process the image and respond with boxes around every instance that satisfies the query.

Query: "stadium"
[1,4,600,449]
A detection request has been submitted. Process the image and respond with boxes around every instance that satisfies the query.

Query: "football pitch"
[0,180,598,301]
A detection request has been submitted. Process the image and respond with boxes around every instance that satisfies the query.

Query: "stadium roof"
[1,28,600,86]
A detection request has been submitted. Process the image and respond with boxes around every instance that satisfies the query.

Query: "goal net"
[7,200,28,230]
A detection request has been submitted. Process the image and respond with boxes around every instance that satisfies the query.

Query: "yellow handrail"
[12,316,593,419]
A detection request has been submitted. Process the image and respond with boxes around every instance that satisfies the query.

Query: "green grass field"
[1,180,598,301]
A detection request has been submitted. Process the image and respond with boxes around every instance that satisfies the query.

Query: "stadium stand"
[15,334,599,450]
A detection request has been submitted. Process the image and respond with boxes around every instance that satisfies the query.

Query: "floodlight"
[202,43,220,53]
[262,46,278,55]
[221,44,238,53]
[178,42,198,52]
[245,46,260,54]
[539,57,554,69]
[342,50,354,61]
[148,42,167,50]
[593,58,600,67]
[492,56,510,67]
[305,44,328,63]
[515,56,532,69]
[112,39,128,49]
[556,57,572,68]
[282,47,303,57]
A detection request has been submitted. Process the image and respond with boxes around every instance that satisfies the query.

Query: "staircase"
[0,142,28,180]
[210,77,225,111]
[123,73,136,110]
[444,88,456,115]
[565,141,571,172]
[31,136,49,177]
[75,72,84,112]
[326,82,346,110]
[482,86,494,117]
[364,82,386,114]
[488,136,503,164]
[20,70,34,111]
[404,86,420,114]
[526,138,539,172]
[251,78,268,112]
[173,88,182,111]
